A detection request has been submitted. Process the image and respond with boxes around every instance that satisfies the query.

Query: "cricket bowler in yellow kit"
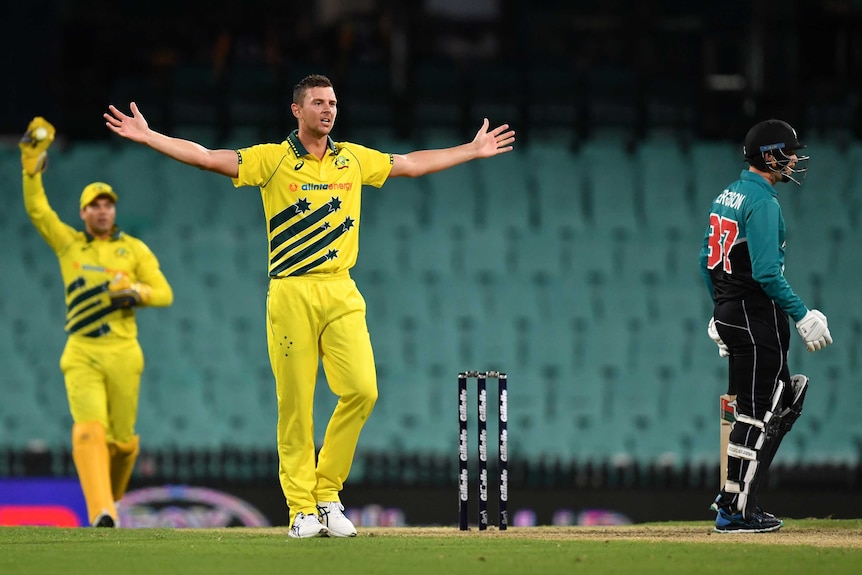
[104,74,515,538]
[20,117,173,527]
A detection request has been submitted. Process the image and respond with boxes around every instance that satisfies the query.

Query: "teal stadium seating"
[1,137,860,470]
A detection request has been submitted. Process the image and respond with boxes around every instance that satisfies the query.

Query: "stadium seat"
[689,140,742,205]
[139,366,225,450]
[637,139,696,231]
[209,186,266,235]
[580,143,639,233]
[458,226,512,276]
[530,156,590,237]
[425,163,480,229]
[398,226,457,277]
[472,150,533,230]
[357,224,409,276]
[371,363,436,452]
[1,362,64,449]
[3,137,862,468]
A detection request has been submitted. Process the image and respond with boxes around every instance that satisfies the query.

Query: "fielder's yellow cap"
[80,182,118,209]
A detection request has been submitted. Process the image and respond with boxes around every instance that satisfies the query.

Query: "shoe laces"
[323,502,345,517]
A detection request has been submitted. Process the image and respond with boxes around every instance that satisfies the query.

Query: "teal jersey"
[699,170,807,323]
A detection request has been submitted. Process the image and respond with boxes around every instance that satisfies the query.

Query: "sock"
[72,422,117,524]
[108,435,140,502]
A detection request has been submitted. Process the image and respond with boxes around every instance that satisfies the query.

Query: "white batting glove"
[707,317,730,357]
[795,309,833,352]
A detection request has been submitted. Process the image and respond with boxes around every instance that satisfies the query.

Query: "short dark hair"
[292,74,334,105]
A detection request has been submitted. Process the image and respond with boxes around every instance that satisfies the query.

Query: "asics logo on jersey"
[294,161,304,170]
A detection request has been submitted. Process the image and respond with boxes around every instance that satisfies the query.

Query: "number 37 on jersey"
[706,214,739,274]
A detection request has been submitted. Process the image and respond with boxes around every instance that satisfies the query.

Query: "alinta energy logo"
[289,182,353,193]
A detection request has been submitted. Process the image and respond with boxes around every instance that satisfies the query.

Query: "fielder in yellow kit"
[20,117,173,527]
[104,74,515,538]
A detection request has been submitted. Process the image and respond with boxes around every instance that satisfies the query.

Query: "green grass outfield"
[2,520,861,575]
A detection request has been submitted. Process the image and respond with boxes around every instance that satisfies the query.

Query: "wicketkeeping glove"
[707,316,730,357]
[795,309,832,352]
[19,117,56,175]
[108,273,152,308]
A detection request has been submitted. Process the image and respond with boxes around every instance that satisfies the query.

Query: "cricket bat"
[719,394,736,489]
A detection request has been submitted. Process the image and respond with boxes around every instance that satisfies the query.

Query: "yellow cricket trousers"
[60,335,144,522]
[266,272,378,525]
[60,335,144,442]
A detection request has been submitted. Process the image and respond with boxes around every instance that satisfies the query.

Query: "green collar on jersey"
[84,225,122,242]
[286,130,338,158]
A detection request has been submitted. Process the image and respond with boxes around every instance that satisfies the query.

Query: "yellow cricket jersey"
[23,172,173,339]
[232,131,393,277]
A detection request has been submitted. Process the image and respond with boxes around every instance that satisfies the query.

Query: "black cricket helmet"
[743,119,809,185]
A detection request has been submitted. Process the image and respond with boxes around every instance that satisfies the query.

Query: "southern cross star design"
[328,197,342,212]
[325,249,339,260]
[294,198,311,214]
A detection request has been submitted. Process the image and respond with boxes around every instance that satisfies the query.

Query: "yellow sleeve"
[340,142,393,188]
[131,238,173,307]
[23,171,77,254]
[232,144,285,188]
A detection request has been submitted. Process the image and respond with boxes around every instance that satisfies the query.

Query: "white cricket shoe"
[316,501,357,537]
[289,512,330,539]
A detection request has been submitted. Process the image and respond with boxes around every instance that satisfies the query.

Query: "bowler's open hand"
[472,119,515,158]
[104,103,150,144]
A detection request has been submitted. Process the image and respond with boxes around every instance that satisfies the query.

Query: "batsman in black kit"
[699,119,833,533]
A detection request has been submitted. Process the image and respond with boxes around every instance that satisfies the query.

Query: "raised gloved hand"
[795,309,832,352]
[19,117,56,175]
[707,317,730,357]
[109,273,152,308]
